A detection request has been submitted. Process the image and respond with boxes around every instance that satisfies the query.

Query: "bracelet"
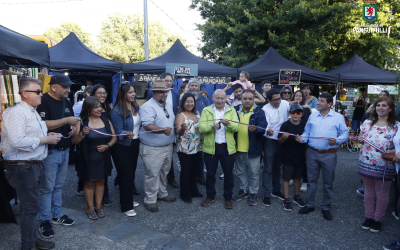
[80,132,85,139]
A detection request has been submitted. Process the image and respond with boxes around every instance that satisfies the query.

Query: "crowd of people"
[2,72,400,250]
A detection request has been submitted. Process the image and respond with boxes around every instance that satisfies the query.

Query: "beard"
[190,91,199,96]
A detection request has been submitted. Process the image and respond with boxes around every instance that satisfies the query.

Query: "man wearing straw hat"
[139,80,177,212]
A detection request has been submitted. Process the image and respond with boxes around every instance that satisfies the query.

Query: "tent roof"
[328,54,399,84]
[239,47,338,83]
[122,40,237,77]
[49,32,122,72]
[0,25,49,66]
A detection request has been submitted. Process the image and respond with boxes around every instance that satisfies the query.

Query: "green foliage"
[96,12,187,63]
[191,0,400,72]
[44,22,94,49]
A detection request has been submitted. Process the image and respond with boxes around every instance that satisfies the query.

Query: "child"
[227,71,252,104]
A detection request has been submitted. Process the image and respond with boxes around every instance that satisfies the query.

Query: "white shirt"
[167,90,173,110]
[394,131,400,174]
[231,98,242,107]
[2,101,48,160]
[262,100,290,140]
[72,98,84,117]
[132,113,140,139]
[213,105,227,143]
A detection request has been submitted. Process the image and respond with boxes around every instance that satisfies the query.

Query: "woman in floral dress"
[176,93,204,203]
[356,96,399,233]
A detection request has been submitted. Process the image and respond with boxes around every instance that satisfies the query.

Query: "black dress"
[85,127,110,181]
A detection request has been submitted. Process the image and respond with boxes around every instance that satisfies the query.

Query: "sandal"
[96,208,106,218]
[86,210,99,220]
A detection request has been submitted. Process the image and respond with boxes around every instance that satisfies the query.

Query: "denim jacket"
[109,103,140,146]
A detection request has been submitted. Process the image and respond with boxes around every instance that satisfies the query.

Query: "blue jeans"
[39,148,70,223]
[262,138,282,197]
[352,120,361,135]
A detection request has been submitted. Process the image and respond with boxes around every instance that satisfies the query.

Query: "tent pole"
[335,82,341,112]
[144,0,149,61]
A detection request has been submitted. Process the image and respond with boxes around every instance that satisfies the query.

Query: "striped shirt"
[2,101,48,160]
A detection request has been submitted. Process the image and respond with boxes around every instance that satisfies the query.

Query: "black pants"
[167,144,176,181]
[111,139,140,212]
[178,152,201,200]
[5,164,42,250]
[395,172,400,216]
[204,144,235,201]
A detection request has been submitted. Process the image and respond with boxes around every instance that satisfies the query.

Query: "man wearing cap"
[296,93,349,220]
[147,72,180,188]
[188,78,210,186]
[232,90,267,206]
[278,103,307,212]
[3,77,62,250]
[36,74,80,239]
[139,80,177,212]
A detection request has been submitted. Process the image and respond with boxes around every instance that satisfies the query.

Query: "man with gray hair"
[3,77,62,250]
[188,78,209,185]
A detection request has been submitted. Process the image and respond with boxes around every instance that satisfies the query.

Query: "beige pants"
[140,143,173,204]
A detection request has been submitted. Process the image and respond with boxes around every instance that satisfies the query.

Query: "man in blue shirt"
[188,78,210,186]
[296,93,349,221]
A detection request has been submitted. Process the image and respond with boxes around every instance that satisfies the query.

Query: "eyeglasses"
[290,110,303,115]
[96,92,108,96]
[271,98,281,102]
[282,92,291,94]
[163,107,170,119]
[164,80,173,83]
[22,90,43,95]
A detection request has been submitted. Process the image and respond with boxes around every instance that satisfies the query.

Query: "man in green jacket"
[199,89,240,209]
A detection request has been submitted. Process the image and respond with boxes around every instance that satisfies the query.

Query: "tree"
[44,22,94,49]
[190,0,400,72]
[96,12,187,63]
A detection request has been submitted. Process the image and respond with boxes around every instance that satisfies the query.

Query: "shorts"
[282,164,304,181]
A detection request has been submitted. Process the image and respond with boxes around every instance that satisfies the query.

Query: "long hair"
[112,83,137,118]
[291,90,306,106]
[370,96,397,128]
[178,93,198,115]
[80,96,101,120]
[90,84,108,110]
[179,82,188,94]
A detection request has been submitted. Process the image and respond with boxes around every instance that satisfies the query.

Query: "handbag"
[381,152,395,162]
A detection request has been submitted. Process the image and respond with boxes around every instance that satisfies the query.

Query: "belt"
[215,143,227,146]
[310,147,337,154]
[5,160,42,166]
[53,147,68,151]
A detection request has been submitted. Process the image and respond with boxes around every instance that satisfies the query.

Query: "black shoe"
[233,190,249,201]
[192,193,204,198]
[362,217,374,230]
[298,206,315,214]
[102,196,112,206]
[293,196,306,207]
[370,220,381,233]
[262,197,271,207]
[271,191,285,201]
[283,200,292,212]
[35,238,55,249]
[114,176,119,187]
[145,203,158,212]
[52,215,75,226]
[39,221,54,239]
[196,175,206,186]
[383,240,400,250]
[133,189,140,196]
[321,210,332,221]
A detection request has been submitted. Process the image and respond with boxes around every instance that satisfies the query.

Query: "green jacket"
[199,104,240,155]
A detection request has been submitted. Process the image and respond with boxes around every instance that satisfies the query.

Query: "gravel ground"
[2,148,399,250]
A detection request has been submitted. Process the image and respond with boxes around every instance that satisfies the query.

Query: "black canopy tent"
[122,39,237,77]
[0,25,49,67]
[328,54,400,84]
[49,32,122,72]
[239,47,338,83]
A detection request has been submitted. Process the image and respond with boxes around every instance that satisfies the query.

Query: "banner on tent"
[166,63,198,76]
[134,74,159,82]
[279,70,301,85]
[368,85,398,95]
[198,77,230,85]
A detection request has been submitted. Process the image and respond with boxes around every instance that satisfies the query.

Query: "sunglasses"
[282,92,291,94]
[23,90,43,95]
[290,110,303,115]
[163,107,170,119]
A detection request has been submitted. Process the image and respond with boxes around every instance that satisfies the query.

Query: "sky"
[0,0,205,55]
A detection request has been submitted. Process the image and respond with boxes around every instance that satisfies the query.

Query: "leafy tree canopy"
[44,22,94,49]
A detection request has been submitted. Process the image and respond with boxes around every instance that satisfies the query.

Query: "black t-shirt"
[37,93,74,147]
[278,120,306,167]
[259,93,269,108]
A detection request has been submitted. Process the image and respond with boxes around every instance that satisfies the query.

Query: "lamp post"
[144,0,149,61]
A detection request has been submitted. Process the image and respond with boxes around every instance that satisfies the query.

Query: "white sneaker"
[133,201,139,208]
[124,209,137,217]
[392,211,399,220]
[219,174,224,180]
[76,191,84,196]
[289,179,294,186]
[300,183,307,193]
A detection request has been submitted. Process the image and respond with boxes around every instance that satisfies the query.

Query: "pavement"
[1,148,400,250]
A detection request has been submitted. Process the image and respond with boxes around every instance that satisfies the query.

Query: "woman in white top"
[109,83,141,217]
